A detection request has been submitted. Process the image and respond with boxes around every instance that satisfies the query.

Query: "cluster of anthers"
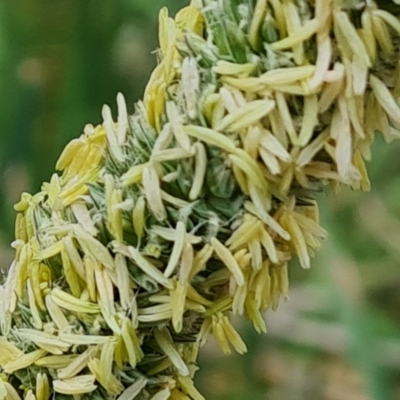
[1,0,400,399]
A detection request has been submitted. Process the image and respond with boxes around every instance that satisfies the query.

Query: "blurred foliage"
[1,1,400,399]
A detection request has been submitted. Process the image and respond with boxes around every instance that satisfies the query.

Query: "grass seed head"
[2,0,400,398]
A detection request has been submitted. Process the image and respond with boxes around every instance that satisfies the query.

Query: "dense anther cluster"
[1,0,400,399]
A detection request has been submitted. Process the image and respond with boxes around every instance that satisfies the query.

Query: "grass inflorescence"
[1,0,400,399]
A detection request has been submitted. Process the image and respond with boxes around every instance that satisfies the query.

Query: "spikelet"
[2,0,400,399]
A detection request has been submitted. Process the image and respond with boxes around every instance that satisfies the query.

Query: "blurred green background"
[1,1,400,399]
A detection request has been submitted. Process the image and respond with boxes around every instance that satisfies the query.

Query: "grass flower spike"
[1,0,400,399]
